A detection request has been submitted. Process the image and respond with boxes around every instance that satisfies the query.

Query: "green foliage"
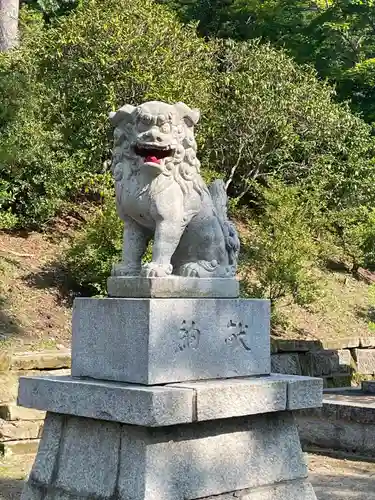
[64,194,122,295]
[24,0,80,18]
[240,182,321,307]
[204,40,375,215]
[161,0,375,123]
[0,0,215,228]
[326,206,375,270]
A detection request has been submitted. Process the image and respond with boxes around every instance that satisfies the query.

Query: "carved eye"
[160,122,171,134]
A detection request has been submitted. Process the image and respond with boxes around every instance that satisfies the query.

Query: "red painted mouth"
[134,145,174,164]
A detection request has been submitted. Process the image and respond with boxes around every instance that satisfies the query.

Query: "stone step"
[296,387,375,457]
[0,403,45,421]
[11,350,71,371]
[0,439,40,457]
[0,419,43,441]
[0,369,71,404]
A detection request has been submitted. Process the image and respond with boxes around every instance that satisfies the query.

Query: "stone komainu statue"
[109,100,240,278]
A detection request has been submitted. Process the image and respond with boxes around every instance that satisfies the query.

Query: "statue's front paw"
[141,263,173,278]
[112,263,141,277]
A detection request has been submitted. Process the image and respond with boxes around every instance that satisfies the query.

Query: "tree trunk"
[0,0,19,51]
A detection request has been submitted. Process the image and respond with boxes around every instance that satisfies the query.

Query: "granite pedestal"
[18,278,322,500]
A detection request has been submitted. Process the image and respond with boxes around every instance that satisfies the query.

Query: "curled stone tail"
[208,180,240,267]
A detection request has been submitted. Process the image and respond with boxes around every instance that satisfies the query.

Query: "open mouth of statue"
[134,144,175,165]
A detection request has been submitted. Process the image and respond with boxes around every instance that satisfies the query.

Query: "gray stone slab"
[362,380,375,393]
[359,337,375,348]
[71,297,271,385]
[0,418,42,441]
[21,483,43,500]
[356,349,375,374]
[17,375,194,426]
[171,377,287,421]
[269,374,323,410]
[197,479,317,500]
[118,412,308,500]
[29,413,64,485]
[54,417,120,499]
[303,349,351,376]
[271,353,302,375]
[107,276,239,298]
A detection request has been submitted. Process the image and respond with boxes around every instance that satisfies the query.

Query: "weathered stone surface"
[118,412,308,499]
[44,492,83,500]
[274,339,321,352]
[109,101,239,279]
[197,479,316,500]
[0,369,70,404]
[269,374,323,410]
[18,375,194,426]
[22,412,317,500]
[322,373,352,388]
[271,353,302,375]
[0,439,39,456]
[0,350,12,371]
[12,350,71,371]
[72,298,271,385]
[0,418,42,441]
[356,349,375,374]
[297,414,375,457]
[0,404,45,421]
[21,483,43,500]
[107,276,240,298]
[55,417,120,499]
[303,349,351,376]
[362,380,375,393]
[29,413,64,485]
[322,338,359,350]
[359,337,375,348]
[172,377,287,421]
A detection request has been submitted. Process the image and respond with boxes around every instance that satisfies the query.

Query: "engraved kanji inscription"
[177,320,201,351]
[225,321,251,351]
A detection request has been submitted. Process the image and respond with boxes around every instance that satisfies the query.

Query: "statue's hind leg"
[173,216,235,278]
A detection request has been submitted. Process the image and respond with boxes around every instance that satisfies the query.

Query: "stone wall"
[0,350,71,456]
[271,337,375,388]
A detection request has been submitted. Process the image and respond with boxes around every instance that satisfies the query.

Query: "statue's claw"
[141,263,173,278]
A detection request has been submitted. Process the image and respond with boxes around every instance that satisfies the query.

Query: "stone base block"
[71,297,271,384]
[21,411,317,500]
[107,276,240,298]
[17,374,323,426]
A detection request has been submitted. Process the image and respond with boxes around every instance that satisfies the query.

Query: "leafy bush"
[63,193,122,295]
[203,40,375,213]
[240,181,321,307]
[0,0,215,228]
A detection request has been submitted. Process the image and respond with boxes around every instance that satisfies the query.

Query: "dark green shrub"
[63,193,122,295]
[240,181,321,307]
[203,40,375,213]
[0,0,215,228]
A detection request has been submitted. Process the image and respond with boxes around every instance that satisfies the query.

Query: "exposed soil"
[1,453,375,500]
[0,214,372,349]
[0,217,82,351]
